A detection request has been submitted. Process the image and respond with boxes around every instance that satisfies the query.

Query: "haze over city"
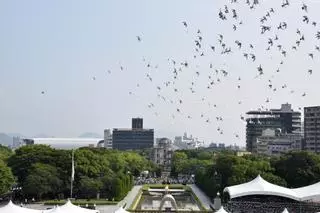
[1,0,320,145]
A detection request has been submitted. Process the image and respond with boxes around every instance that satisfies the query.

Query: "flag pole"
[70,149,75,199]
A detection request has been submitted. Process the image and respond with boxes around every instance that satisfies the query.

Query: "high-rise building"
[132,118,143,129]
[304,106,320,153]
[104,129,112,149]
[112,118,154,150]
[246,104,301,152]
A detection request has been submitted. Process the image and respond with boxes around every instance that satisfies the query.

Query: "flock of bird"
[41,0,320,142]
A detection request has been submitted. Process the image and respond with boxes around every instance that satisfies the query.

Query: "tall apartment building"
[104,129,112,149]
[304,106,320,153]
[246,104,301,152]
[112,118,154,150]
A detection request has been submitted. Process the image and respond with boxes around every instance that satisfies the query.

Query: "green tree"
[78,176,103,198]
[23,163,62,199]
[0,145,12,161]
[272,151,320,187]
[0,160,15,195]
[8,145,56,183]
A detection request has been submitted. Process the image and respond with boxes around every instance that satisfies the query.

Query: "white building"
[104,129,112,149]
[174,132,204,150]
[22,138,103,150]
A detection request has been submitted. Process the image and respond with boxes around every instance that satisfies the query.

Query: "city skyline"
[1,0,320,146]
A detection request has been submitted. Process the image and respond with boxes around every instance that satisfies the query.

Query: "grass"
[43,199,118,205]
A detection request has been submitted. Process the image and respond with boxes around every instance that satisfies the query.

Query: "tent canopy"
[215,206,229,213]
[0,201,45,213]
[224,175,320,202]
[223,175,300,201]
[282,208,289,213]
[0,200,99,213]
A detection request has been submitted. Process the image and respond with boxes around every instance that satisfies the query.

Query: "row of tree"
[0,145,14,195]
[0,145,157,201]
[171,150,320,199]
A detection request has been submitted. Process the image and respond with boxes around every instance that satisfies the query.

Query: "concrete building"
[257,129,302,156]
[304,106,320,153]
[12,136,23,149]
[246,103,301,153]
[153,138,173,177]
[173,133,204,150]
[104,129,112,149]
[132,118,143,129]
[112,118,154,150]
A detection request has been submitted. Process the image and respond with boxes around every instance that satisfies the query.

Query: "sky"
[1,0,320,146]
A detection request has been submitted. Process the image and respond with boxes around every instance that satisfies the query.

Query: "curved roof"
[0,201,46,213]
[282,208,289,213]
[25,138,103,149]
[215,206,229,213]
[292,181,320,202]
[223,175,300,201]
[57,200,99,213]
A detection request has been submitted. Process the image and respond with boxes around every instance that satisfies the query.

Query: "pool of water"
[136,192,201,211]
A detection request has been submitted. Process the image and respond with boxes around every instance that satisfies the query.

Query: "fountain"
[159,185,178,211]
[134,184,202,211]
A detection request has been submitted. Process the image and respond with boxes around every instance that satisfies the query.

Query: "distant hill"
[0,133,13,146]
[78,132,103,138]
[33,134,51,138]
[7,133,25,138]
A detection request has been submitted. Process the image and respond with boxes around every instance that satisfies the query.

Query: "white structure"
[104,129,112,149]
[174,132,204,150]
[224,175,320,202]
[215,206,228,213]
[0,200,99,213]
[0,201,44,213]
[282,208,289,213]
[22,138,103,149]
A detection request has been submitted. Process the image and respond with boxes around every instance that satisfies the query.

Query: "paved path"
[98,185,142,213]
[119,185,142,210]
[189,184,213,210]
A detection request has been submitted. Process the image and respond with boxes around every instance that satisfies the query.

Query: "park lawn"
[43,199,118,205]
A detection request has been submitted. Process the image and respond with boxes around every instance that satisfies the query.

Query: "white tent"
[215,206,229,213]
[0,201,44,213]
[223,175,300,201]
[281,208,289,213]
[292,181,320,202]
[56,200,99,213]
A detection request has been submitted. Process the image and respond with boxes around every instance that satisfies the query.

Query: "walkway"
[189,184,214,210]
[119,185,142,210]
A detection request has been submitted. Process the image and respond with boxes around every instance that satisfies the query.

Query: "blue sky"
[1,0,320,146]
